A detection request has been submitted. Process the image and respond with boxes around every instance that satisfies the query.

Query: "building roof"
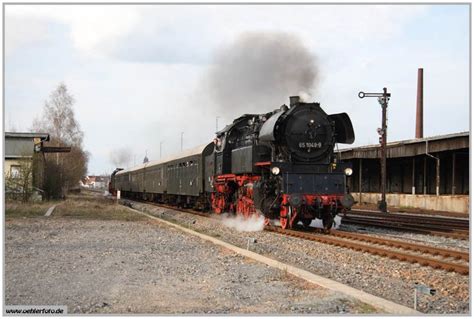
[93,176,109,182]
[5,132,51,158]
[338,131,469,159]
[5,132,50,141]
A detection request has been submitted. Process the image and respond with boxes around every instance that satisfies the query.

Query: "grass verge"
[53,197,147,221]
[6,193,147,222]
[6,201,61,219]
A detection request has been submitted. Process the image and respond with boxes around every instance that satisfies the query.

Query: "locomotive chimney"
[289,96,300,107]
[416,68,424,138]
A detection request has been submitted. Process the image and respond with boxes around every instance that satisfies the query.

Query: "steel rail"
[345,211,469,229]
[123,198,468,275]
[350,209,469,222]
[342,218,469,240]
[330,230,469,262]
[123,198,211,218]
[352,207,468,219]
[342,216,468,233]
[265,226,469,276]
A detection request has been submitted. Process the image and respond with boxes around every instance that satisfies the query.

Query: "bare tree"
[32,83,88,199]
[5,158,34,202]
[32,83,83,147]
[109,147,132,168]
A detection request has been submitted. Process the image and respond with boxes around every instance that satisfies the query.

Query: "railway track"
[123,199,469,275]
[119,195,469,240]
[348,210,469,229]
[342,211,469,240]
[122,198,210,218]
[265,226,469,276]
[330,230,469,262]
[352,206,468,219]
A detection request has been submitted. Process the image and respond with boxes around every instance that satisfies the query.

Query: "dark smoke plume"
[205,32,318,115]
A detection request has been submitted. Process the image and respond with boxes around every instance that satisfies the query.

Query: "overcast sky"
[5,4,469,175]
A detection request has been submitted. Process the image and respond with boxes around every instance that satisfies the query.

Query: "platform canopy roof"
[337,131,469,159]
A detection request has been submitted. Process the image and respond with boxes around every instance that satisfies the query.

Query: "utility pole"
[160,141,163,159]
[216,116,220,132]
[358,88,391,213]
[181,132,184,151]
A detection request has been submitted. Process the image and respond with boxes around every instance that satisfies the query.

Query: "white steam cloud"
[220,214,342,231]
[310,215,342,230]
[220,213,265,232]
[298,91,313,103]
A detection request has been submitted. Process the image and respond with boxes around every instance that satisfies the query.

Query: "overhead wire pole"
[358,88,391,213]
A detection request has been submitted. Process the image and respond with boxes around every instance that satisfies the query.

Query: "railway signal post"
[358,88,391,213]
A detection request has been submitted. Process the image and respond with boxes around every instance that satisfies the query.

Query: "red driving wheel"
[280,216,289,229]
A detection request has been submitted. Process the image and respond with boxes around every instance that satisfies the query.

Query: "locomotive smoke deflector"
[259,110,284,142]
[328,113,355,144]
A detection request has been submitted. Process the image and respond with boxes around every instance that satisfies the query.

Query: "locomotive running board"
[124,205,419,315]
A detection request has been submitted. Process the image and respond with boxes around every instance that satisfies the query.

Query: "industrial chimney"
[416,68,424,138]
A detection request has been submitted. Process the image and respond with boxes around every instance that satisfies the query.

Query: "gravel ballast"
[128,201,469,314]
[5,217,375,314]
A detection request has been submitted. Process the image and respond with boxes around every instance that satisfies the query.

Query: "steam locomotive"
[110,96,355,229]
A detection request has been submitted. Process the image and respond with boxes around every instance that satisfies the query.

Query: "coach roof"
[116,144,210,175]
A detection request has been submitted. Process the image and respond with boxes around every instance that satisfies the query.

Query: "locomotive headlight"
[271,166,280,175]
[344,168,353,176]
